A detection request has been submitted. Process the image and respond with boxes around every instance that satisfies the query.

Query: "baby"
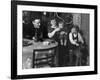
[58,21,67,46]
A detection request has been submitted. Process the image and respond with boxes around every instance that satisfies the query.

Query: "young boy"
[68,25,84,66]
[69,25,84,49]
[58,21,67,46]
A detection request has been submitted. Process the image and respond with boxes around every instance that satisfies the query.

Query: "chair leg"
[68,50,73,66]
[75,56,78,66]
[33,50,35,68]
[79,56,82,66]
[51,56,55,67]
[75,49,82,66]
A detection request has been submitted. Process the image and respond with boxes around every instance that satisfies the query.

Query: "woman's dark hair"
[48,17,57,27]
[71,25,80,32]
[49,17,56,21]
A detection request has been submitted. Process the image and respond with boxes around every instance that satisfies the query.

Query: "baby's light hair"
[58,21,64,24]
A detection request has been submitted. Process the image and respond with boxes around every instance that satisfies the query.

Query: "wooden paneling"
[81,14,90,48]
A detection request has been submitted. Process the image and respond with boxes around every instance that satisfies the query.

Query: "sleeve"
[63,25,68,33]
[69,33,77,45]
[25,23,35,39]
[78,33,84,44]
[48,26,53,33]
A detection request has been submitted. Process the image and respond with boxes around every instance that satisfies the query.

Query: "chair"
[65,49,74,66]
[66,48,82,66]
[32,47,57,68]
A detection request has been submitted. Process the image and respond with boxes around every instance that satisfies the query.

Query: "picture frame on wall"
[11,0,97,79]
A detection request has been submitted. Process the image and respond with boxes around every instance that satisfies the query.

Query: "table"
[22,39,58,69]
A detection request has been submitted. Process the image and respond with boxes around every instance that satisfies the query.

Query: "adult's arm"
[78,33,84,44]
[48,28,60,38]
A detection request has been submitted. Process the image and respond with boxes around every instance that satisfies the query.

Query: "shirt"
[69,32,84,45]
[48,26,59,41]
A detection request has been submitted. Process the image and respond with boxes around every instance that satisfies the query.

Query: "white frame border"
[17,5,95,75]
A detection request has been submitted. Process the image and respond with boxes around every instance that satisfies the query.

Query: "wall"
[81,14,90,47]
[73,13,81,27]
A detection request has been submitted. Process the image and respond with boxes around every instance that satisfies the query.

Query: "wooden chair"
[74,47,82,66]
[32,47,57,68]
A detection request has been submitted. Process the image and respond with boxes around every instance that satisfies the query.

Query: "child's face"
[50,19,56,26]
[71,28,77,33]
[59,23,63,29]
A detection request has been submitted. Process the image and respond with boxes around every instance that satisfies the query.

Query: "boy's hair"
[71,25,79,32]
[49,17,56,21]
[74,25,79,32]
[31,17,41,22]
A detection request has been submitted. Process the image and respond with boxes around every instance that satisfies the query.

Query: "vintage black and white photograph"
[22,11,89,69]
[11,1,97,79]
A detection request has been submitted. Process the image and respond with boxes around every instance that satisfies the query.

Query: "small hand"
[76,43,79,46]
[65,32,67,35]
[60,31,65,35]
[74,40,77,42]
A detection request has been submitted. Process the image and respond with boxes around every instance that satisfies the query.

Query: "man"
[23,18,43,41]
[31,18,43,41]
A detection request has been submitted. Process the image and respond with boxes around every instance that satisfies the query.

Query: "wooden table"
[22,39,58,69]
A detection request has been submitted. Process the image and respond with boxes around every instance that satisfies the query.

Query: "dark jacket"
[23,22,43,40]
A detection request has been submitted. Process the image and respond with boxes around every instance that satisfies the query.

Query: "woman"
[48,18,60,41]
